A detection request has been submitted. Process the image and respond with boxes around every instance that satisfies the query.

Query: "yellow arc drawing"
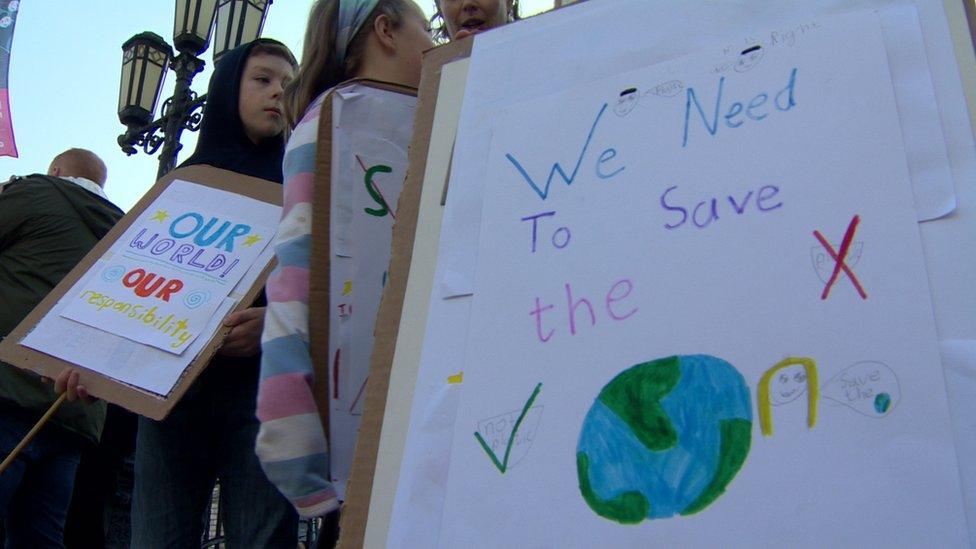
[758,357,818,437]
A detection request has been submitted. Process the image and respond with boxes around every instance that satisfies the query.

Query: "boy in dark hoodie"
[130,39,301,547]
[0,148,124,548]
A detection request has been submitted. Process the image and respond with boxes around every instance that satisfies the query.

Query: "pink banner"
[0,88,17,157]
[0,0,21,158]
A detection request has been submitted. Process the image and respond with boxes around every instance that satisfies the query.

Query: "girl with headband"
[255,0,432,543]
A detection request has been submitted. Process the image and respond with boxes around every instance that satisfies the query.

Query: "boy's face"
[238,52,295,144]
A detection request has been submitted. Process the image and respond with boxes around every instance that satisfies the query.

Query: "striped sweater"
[256,92,339,518]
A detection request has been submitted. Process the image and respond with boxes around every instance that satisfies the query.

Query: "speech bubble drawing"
[821,361,900,418]
[645,80,684,98]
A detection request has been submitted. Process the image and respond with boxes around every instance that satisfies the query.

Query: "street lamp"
[213,0,272,63]
[118,33,173,128]
[174,0,219,54]
[117,0,273,180]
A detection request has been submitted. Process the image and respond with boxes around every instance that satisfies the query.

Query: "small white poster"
[57,182,275,354]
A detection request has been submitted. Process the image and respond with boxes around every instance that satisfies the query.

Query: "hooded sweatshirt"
[174,39,291,380]
[0,175,124,443]
[180,38,289,183]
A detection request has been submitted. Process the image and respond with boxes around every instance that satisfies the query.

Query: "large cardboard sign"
[434,10,964,546]
[0,165,281,419]
[339,0,976,547]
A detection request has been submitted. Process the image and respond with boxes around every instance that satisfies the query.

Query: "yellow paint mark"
[342,280,353,296]
[758,356,819,437]
[447,372,463,384]
[242,234,263,247]
[150,209,169,222]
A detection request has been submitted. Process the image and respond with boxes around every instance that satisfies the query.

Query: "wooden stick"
[0,393,68,475]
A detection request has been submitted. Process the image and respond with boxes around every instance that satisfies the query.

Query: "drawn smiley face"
[770,363,808,405]
[734,45,764,73]
[613,88,639,117]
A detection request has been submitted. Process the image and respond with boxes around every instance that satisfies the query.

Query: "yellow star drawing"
[342,280,353,296]
[150,209,169,222]
[242,234,263,247]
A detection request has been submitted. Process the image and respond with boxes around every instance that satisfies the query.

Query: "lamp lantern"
[173,0,219,55]
[118,0,273,179]
[118,32,173,128]
[212,0,272,63]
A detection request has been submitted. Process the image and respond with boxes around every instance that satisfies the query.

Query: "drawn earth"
[577,354,752,523]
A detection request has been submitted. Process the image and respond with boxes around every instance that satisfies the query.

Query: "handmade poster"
[327,84,416,497]
[435,10,966,547]
[0,167,280,418]
[56,181,275,354]
[436,0,967,298]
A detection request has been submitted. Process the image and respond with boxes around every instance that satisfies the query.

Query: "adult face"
[238,52,295,144]
[437,0,511,40]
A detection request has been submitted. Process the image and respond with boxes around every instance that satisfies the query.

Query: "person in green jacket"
[0,148,123,548]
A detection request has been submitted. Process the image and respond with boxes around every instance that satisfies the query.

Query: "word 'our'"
[122,268,183,302]
[168,213,253,252]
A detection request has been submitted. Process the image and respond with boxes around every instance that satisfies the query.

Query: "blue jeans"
[131,361,297,548]
[0,408,83,549]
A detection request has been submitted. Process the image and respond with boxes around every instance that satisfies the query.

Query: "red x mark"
[812,215,867,300]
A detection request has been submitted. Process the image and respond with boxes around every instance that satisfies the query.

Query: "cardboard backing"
[336,39,473,549]
[0,165,281,420]
[307,78,418,461]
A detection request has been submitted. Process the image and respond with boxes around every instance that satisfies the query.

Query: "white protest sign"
[57,181,275,354]
[436,11,966,547]
[436,0,968,298]
[326,84,416,497]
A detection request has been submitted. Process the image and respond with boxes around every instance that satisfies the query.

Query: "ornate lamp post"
[117,0,273,180]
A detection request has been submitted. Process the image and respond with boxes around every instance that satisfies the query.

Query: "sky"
[0,0,555,211]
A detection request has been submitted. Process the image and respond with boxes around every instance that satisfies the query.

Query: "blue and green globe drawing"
[577,354,752,523]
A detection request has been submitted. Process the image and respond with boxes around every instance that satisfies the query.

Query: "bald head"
[48,148,107,187]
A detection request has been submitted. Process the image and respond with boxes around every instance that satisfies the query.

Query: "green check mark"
[474,382,543,474]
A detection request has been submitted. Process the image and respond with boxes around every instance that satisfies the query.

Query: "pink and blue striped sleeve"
[256,94,339,518]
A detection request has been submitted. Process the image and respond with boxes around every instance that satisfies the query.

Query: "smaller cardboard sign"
[0,165,282,419]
